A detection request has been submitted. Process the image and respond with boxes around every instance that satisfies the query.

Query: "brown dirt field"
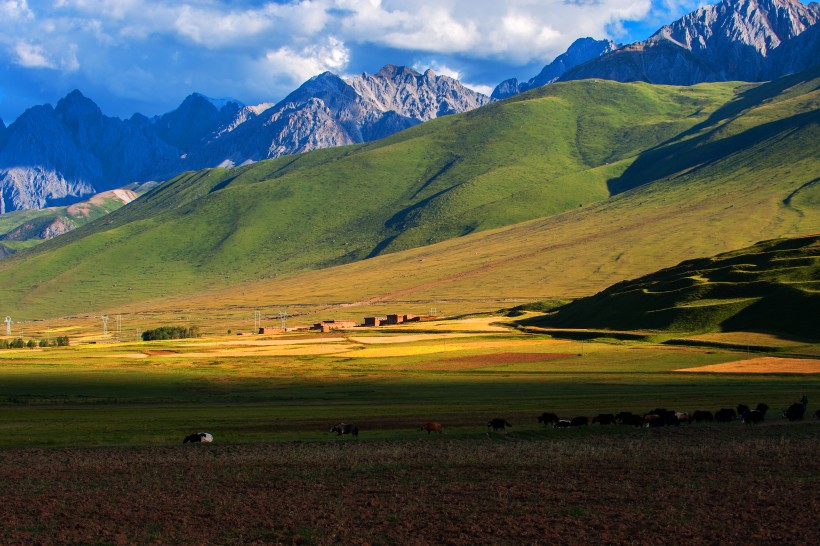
[0,425,817,545]
[677,357,820,374]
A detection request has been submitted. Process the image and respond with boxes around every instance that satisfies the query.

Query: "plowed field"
[1,424,817,545]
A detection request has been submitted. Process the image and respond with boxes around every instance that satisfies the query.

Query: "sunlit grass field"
[1,316,816,448]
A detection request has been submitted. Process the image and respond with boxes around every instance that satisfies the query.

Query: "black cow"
[741,410,764,424]
[691,410,714,423]
[487,418,512,432]
[570,416,589,427]
[553,419,571,429]
[755,403,769,415]
[616,411,635,424]
[645,409,679,426]
[622,414,644,427]
[592,413,616,425]
[737,404,751,417]
[813,409,820,420]
[715,408,737,422]
[782,403,805,421]
[330,422,359,437]
[538,412,560,426]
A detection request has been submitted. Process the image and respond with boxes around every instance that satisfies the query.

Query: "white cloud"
[1,0,33,19]
[14,41,54,68]
[0,0,711,121]
[256,36,352,88]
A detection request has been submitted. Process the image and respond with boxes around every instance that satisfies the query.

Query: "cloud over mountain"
[0,1,702,122]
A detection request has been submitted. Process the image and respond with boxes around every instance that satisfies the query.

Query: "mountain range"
[0,0,817,222]
[0,66,487,214]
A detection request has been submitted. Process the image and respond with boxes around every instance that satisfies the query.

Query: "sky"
[0,0,712,124]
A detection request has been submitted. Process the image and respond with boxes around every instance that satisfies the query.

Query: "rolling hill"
[0,185,154,257]
[0,68,817,322]
[521,234,819,339]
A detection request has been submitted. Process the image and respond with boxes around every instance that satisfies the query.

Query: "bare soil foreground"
[1,424,817,545]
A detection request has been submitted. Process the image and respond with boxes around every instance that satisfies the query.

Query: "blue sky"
[0,0,711,123]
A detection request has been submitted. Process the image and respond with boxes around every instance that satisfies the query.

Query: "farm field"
[0,316,817,447]
[0,316,818,543]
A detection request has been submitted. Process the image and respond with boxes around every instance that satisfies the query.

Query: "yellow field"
[677,357,820,374]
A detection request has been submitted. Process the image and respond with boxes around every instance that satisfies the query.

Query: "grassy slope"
[522,235,819,339]
[0,79,737,319]
[112,69,819,329]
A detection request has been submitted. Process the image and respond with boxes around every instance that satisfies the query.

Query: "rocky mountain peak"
[351,64,488,122]
[560,0,819,85]
[492,37,618,99]
[650,0,819,56]
[54,89,104,125]
[375,64,421,79]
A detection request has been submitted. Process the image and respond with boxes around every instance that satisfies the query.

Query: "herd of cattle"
[522,395,815,430]
[182,396,816,442]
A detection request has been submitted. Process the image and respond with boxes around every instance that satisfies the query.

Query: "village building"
[311,320,358,333]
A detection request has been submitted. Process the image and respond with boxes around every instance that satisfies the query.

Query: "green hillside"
[523,234,819,339]
[0,69,817,320]
[0,185,153,256]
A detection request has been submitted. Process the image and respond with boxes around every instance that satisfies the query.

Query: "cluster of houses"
[258,313,438,334]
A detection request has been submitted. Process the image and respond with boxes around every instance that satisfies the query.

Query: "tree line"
[141,326,199,341]
[1,336,70,349]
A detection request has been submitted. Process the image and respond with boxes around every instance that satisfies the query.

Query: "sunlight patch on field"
[153,344,357,358]
[676,332,804,348]
[177,337,346,347]
[348,333,486,344]
[676,357,820,374]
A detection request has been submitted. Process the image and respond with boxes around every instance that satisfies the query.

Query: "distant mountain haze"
[0,66,488,213]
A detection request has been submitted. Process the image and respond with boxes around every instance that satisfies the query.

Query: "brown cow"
[420,422,443,434]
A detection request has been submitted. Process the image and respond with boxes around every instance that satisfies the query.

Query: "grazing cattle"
[741,410,764,424]
[715,408,737,422]
[643,414,664,428]
[330,422,359,437]
[420,422,443,434]
[755,403,769,415]
[570,416,589,427]
[622,414,644,427]
[616,411,635,424]
[782,403,805,421]
[183,432,213,443]
[537,412,560,426]
[691,410,714,423]
[553,419,571,429]
[674,412,691,424]
[646,409,678,426]
[487,418,512,432]
[592,413,616,425]
[737,404,751,417]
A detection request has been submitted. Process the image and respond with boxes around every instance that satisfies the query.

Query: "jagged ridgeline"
[0,69,817,319]
[524,235,820,340]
